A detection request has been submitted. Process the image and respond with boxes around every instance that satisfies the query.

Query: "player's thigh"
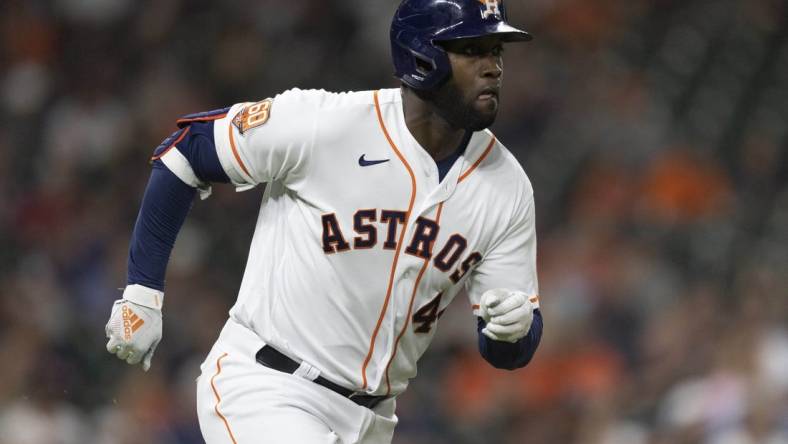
[196,352,340,444]
[198,400,339,443]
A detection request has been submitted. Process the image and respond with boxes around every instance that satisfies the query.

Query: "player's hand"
[479,288,536,343]
[105,285,164,371]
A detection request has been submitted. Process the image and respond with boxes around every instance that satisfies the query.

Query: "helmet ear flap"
[392,29,451,90]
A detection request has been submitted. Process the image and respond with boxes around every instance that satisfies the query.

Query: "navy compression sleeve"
[127,162,196,290]
[127,121,229,291]
[477,309,543,370]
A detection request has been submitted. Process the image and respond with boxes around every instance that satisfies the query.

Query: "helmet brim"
[434,21,532,43]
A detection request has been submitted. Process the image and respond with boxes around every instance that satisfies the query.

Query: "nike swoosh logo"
[358,154,390,167]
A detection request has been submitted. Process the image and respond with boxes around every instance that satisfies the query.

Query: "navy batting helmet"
[391,0,532,91]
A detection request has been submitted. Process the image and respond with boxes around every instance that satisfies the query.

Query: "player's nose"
[480,55,502,79]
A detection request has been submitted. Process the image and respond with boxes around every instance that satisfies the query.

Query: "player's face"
[432,36,505,131]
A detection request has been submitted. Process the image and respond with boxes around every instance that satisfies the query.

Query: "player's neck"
[401,87,467,162]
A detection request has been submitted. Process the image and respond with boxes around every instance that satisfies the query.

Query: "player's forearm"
[127,121,232,290]
[477,309,542,370]
[127,162,197,290]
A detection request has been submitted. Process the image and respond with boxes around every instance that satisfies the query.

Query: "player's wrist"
[123,284,164,310]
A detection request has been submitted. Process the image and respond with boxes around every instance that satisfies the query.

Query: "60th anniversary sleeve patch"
[232,99,273,134]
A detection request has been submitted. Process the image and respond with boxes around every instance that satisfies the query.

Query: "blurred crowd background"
[1,0,786,443]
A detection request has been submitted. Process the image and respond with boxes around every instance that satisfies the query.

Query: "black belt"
[255,345,388,409]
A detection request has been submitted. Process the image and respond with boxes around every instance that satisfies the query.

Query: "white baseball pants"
[196,318,398,443]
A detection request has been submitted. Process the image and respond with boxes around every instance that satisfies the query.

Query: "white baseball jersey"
[209,87,538,397]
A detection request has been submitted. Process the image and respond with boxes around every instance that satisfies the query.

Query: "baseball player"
[104,0,543,442]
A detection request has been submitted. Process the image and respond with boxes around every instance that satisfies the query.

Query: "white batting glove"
[105,285,164,371]
[479,288,536,343]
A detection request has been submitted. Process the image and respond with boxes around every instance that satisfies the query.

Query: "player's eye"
[462,44,504,57]
[463,45,479,56]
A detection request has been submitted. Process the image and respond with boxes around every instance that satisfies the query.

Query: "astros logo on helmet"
[478,0,502,19]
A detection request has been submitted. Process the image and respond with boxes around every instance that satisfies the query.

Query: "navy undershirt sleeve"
[127,121,229,291]
[177,121,230,184]
[477,309,543,370]
[127,162,196,291]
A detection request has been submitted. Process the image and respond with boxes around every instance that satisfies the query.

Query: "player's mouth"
[477,86,500,103]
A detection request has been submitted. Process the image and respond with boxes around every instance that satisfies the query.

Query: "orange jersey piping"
[383,202,444,395]
[227,122,253,179]
[458,135,496,183]
[361,90,418,390]
[210,353,238,444]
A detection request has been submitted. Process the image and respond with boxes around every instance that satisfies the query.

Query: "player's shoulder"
[471,130,534,197]
[273,87,380,111]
